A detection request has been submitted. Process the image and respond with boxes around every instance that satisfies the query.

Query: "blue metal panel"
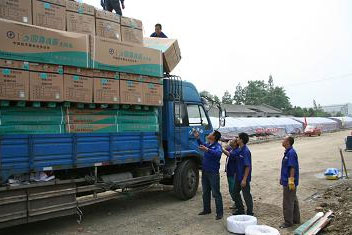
[0,132,161,183]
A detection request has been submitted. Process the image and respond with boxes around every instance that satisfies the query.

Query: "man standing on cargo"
[222,138,240,211]
[150,24,168,38]
[232,132,254,216]
[193,130,223,220]
[103,0,125,16]
[280,136,300,228]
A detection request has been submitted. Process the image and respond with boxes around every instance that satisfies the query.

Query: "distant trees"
[200,75,333,117]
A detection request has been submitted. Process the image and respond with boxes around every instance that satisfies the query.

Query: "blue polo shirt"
[235,145,252,182]
[226,147,240,177]
[281,147,299,186]
[150,32,168,38]
[197,139,222,173]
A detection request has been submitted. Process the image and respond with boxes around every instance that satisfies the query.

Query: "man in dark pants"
[233,132,253,216]
[150,24,168,38]
[193,130,223,220]
[223,138,240,210]
[103,0,125,16]
[280,136,300,228]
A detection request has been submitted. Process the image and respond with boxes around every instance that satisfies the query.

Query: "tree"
[200,90,220,106]
[233,83,245,105]
[222,90,233,104]
[242,80,268,105]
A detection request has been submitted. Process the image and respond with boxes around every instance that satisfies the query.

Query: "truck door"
[172,102,213,158]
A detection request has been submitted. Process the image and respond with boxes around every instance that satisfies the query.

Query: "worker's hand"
[288,177,295,191]
[241,179,247,188]
[193,130,200,139]
[121,2,125,9]
[199,145,208,152]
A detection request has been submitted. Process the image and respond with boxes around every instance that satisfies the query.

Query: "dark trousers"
[283,186,300,225]
[105,0,122,15]
[227,175,236,203]
[233,179,253,215]
[202,171,223,216]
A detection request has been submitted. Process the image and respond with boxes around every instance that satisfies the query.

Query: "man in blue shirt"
[222,138,240,210]
[193,130,223,220]
[232,132,253,216]
[150,24,168,38]
[103,0,125,16]
[280,136,300,228]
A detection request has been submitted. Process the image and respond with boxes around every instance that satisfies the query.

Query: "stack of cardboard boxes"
[0,0,181,134]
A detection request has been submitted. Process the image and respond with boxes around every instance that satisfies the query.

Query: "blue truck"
[0,77,225,228]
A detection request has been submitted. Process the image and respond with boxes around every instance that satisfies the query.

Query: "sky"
[84,0,352,107]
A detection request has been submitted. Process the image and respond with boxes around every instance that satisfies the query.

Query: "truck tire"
[173,160,199,200]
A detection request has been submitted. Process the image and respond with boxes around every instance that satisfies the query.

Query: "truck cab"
[161,77,214,199]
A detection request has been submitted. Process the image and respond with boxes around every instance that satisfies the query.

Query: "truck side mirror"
[219,108,226,127]
[220,117,226,127]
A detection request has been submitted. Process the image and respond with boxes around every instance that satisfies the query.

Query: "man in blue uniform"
[280,136,300,228]
[150,24,168,38]
[193,130,223,220]
[222,138,240,210]
[103,0,125,16]
[233,132,253,216]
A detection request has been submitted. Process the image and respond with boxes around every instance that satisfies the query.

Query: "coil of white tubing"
[226,215,258,234]
[245,225,280,235]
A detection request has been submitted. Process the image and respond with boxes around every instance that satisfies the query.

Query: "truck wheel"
[173,160,199,200]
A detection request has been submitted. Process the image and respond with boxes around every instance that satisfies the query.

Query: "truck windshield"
[187,104,209,127]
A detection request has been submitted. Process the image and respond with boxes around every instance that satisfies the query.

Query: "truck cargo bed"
[0,132,161,184]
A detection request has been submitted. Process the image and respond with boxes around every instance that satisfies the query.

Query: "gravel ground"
[1,129,352,235]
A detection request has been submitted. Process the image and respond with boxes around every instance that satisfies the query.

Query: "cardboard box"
[41,0,66,6]
[121,27,143,45]
[93,70,119,79]
[120,73,162,84]
[121,16,142,29]
[120,16,143,45]
[94,78,120,104]
[66,11,95,35]
[30,63,63,73]
[143,82,163,106]
[29,71,63,102]
[0,0,32,24]
[64,74,93,103]
[96,19,121,41]
[95,10,120,23]
[0,68,29,100]
[0,19,90,68]
[32,0,66,31]
[0,59,30,70]
[143,37,181,73]
[64,66,93,77]
[92,37,163,77]
[66,124,118,133]
[120,80,143,105]
[66,1,95,15]
[66,115,117,124]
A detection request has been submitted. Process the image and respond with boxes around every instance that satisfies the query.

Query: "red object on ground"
[304,125,322,137]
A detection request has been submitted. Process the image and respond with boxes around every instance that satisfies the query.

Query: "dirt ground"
[2,130,352,235]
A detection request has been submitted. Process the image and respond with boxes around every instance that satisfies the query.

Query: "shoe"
[216,214,223,220]
[232,210,245,215]
[198,211,211,215]
[279,223,292,229]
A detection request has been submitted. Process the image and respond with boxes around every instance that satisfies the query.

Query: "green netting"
[118,123,159,132]
[0,125,65,134]
[0,107,64,125]
[66,115,117,124]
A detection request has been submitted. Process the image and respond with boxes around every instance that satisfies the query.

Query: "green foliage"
[222,90,233,104]
[234,76,291,110]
